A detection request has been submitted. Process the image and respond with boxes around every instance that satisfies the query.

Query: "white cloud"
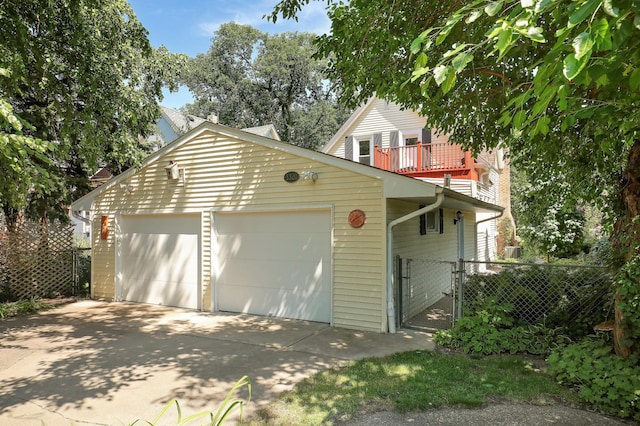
[197,0,330,38]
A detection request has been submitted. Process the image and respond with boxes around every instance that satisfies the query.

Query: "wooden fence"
[0,220,75,301]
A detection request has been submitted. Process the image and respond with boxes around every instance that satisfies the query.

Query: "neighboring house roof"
[160,106,207,136]
[89,167,113,182]
[242,124,281,141]
[70,121,502,215]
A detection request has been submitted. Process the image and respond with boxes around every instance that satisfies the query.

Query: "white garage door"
[119,214,200,309]
[215,210,331,322]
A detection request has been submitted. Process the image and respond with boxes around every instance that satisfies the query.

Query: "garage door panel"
[219,282,330,321]
[219,258,326,289]
[216,210,331,322]
[119,214,200,310]
[217,211,330,234]
[218,233,329,261]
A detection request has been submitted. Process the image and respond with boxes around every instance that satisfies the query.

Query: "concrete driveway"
[0,301,434,425]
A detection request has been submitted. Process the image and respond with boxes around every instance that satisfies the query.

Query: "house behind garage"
[71,122,502,332]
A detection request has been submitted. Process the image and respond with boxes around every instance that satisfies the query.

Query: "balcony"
[373,142,479,180]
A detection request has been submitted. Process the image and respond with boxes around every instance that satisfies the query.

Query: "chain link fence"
[463,261,614,338]
[399,257,615,337]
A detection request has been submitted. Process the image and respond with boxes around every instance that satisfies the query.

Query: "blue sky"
[129,0,330,109]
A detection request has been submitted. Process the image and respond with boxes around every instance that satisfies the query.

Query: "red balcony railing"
[374,142,478,180]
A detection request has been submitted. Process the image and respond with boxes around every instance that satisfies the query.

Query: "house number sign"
[348,209,366,228]
[284,171,300,182]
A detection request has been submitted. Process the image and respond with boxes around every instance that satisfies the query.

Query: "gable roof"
[70,121,501,215]
[321,96,378,153]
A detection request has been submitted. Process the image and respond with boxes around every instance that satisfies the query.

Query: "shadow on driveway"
[0,301,433,425]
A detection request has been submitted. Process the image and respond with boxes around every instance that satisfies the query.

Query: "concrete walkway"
[0,301,433,425]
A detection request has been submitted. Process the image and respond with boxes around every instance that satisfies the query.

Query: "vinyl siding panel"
[91,130,386,331]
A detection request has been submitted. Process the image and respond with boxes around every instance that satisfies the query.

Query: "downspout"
[386,189,444,333]
[71,210,91,226]
[474,210,504,260]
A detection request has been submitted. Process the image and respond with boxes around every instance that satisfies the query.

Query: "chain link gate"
[397,256,459,330]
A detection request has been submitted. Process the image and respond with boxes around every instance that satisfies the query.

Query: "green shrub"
[0,297,53,318]
[435,299,571,356]
[547,338,640,421]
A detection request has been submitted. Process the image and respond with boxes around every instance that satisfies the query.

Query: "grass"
[247,350,582,425]
[0,297,54,318]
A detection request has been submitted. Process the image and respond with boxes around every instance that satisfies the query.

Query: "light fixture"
[454,210,463,224]
[165,161,180,180]
[119,183,134,194]
[301,171,318,183]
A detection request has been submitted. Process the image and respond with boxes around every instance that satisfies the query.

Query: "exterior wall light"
[165,161,180,180]
[301,171,318,183]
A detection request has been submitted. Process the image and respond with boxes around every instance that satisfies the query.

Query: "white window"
[353,136,373,166]
[358,138,371,165]
[420,207,442,235]
[401,129,421,146]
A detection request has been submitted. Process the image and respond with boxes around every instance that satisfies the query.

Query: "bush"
[435,299,572,356]
[547,338,640,421]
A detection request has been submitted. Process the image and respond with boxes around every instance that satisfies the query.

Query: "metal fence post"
[457,258,464,320]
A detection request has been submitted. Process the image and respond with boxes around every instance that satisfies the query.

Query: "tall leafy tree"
[0,0,185,224]
[270,0,640,355]
[181,22,347,149]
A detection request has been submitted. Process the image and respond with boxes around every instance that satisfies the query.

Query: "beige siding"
[91,130,386,332]
[328,99,427,157]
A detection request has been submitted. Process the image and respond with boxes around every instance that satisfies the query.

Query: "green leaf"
[613,19,633,48]
[563,53,589,80]
[497,28,513,58]
[452,52,474,72]
[630,68,640,91]
[434,65,449,86]
[634,15,640,30]
[591,17,612,50]
[513,110,527,129]
[527,27,546,42]
[436,14,463,45]
[568,0,602,28]
[572,32,594,60]
[466,9,483,23]
[415,52,428,69]
[442,67,457,93]
[535,0,553,13]
[485,1,504,17]
[410,37,424,54]
[603,0,619,17]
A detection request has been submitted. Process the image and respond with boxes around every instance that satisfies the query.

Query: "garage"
[118,213,200,309]
[214,209,332,323]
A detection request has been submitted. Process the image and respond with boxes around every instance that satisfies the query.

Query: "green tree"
[269,0,640,355]
[0,0,186,224]
[512,167,586,259]
[181,22,347,149]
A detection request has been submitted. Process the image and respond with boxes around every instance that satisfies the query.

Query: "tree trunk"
[612,139,640,358]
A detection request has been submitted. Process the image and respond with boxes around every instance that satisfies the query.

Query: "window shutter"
[373,133,382,147]
[421,128,432,144]
[345,136,354,160]
[439,208,444,234]
[390,131,399,147]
